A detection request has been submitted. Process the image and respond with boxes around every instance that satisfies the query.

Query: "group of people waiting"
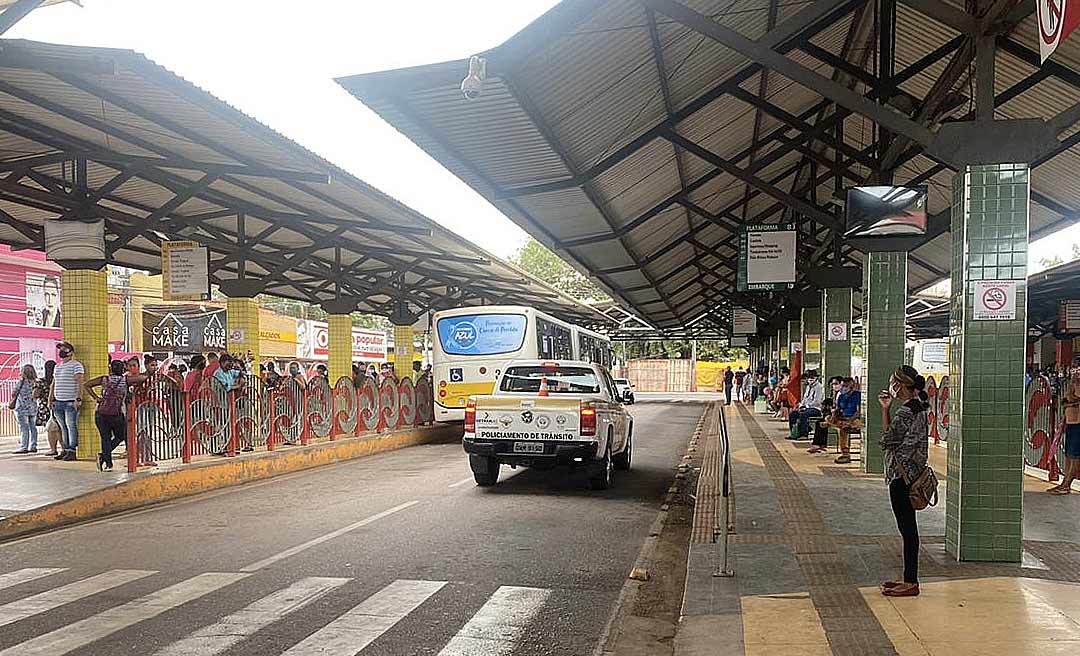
[9,341,431,472]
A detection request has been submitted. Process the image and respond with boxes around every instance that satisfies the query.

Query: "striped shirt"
[53,359,85,402]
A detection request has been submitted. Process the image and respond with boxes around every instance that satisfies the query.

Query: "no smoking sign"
[972,280,1019,320]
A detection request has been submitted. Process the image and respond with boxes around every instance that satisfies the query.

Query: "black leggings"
[889,478,919,584]
[95,413,127,468]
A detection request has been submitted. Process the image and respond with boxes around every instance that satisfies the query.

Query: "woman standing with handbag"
[878,365,931,598]
[10,365,38,453]
[34,360,61,456]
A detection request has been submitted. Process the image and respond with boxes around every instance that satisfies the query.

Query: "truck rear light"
[541,361,559,369]
[464,399,476,433]
[580,403,597,436]
[439,380,447,388]
[479,366,487,375]
[438,389,447,398]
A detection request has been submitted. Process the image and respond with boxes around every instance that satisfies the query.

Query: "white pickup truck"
[462,360,633,489]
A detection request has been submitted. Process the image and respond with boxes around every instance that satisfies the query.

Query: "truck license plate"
[513,442,545,454]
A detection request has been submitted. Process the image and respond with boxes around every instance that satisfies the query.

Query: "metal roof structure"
[0,39,613,327]
[339,0,1080,334]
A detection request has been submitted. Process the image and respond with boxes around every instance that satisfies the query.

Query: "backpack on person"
[98,375,127,416]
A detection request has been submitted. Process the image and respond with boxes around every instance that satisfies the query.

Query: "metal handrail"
[714,403,734,577]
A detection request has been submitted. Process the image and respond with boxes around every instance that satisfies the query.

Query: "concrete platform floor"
[678,403,1080,656]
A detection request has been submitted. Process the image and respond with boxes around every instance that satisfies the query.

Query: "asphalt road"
[0,400,702,656]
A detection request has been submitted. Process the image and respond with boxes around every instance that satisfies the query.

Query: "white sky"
[9,0,1080,273]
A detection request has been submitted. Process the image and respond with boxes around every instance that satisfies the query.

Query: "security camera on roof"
[461,56,486,100]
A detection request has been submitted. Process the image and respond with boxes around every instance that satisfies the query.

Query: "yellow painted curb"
[0,424,460,542]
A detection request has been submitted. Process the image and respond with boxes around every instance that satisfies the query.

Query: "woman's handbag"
[897,462,939,510]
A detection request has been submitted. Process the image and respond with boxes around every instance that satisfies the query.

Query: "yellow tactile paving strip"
[861,577,1080,655]
[742,593,831,656]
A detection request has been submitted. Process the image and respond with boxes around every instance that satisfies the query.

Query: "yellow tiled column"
[393,324,414,380]
[328,314,352,382]
[61,269,108,460]
[226,296,259,364]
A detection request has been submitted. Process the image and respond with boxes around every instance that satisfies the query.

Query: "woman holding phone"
[878,365,930,598]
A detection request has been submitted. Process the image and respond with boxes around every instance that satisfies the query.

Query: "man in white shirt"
[787,369,824,440]
[51,341,85,461]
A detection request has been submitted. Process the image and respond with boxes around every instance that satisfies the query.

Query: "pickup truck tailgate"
[473,397,582,440]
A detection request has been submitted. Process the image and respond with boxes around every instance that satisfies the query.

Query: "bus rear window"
[437,314,527,356]
[499,366,600,394]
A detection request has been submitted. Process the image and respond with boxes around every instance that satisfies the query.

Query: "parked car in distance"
[613,377,635,404]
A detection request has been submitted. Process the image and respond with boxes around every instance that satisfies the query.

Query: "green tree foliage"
[511,238,609,302]
[1038,242,1080,270]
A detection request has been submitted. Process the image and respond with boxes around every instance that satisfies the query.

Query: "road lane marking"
[0,572,249,656]
[437,586,551,656]
[0,568,65,592]
[239,500,420,572]
[283,579,446,655]
[153,576,349,656]
[0,570,155,628]
[448,476,474,488]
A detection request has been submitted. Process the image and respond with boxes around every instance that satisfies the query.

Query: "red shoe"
[882,583,920,597]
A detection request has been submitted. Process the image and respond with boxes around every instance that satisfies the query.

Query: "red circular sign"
[982,287,1008,311]
[830,324,844,337]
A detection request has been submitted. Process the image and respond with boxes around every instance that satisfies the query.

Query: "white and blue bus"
[432,305,611,422]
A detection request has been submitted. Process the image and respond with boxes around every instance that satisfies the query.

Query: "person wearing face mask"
[808,376,843,454]
[878,365,930,598]
[50,341,84,461]
[787,369,823,440]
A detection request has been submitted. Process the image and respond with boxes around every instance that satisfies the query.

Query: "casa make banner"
[142,304,227,354]
[296,319,387,361]
[1039,0,1080,63]
[737,223,796,292]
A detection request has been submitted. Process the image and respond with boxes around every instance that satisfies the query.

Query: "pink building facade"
[0,245,63,374]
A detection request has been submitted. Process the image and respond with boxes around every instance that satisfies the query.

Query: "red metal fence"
[124,374,436,473]
[1024,374,1068,483]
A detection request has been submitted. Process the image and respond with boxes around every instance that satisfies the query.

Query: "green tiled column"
[861,251,907,475]
[945,163,1029,563]
[821,288,853,382]
[801,307,822,372]
[787,320,801,369]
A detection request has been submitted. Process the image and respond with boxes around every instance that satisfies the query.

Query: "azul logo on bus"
[451,321,478,350]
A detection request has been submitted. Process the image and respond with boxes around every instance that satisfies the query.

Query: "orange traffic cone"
[538,375,550,397]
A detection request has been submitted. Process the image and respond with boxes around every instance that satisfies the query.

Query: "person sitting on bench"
[833,377,863,464]
[808,376,843,454]
[787,369,823,440]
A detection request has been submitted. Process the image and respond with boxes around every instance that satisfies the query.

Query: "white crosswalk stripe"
[153,576,348,656]
[282,579,446,656]
[437,586,551,656]
[0,569,65,592]
[0,570,155,629]
[0,572,249,656]
[0,569,557,656]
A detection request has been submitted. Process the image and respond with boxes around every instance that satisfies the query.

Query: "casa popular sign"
[972,280,1019,321]
[296,319,387,361]
[737,223,796,292]
[1039,0,1080,62]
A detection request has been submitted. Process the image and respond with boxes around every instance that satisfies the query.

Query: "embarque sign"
[737,223,796,292]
